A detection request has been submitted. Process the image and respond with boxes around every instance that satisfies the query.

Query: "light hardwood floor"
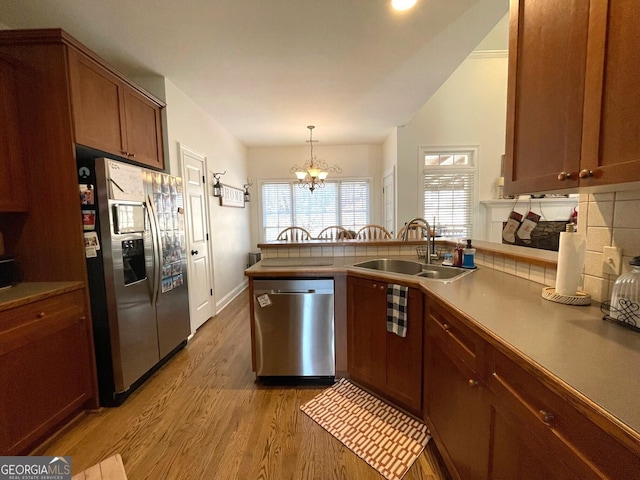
[37,288,450,480]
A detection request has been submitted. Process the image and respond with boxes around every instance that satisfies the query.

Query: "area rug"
[300,378,430,480]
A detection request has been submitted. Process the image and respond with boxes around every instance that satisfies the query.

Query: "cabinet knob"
[557,171,573,181]
[380,285,385,291]
[579,169,593,179]
[468,379,479,388]
[36,312,46,319]
[191,250,199,255]
[128,153,136,158]
[443,323,450,332]
[539,409,555,426]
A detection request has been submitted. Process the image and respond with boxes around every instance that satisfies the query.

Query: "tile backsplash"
[581,189,640,302]
[258,188,640,304]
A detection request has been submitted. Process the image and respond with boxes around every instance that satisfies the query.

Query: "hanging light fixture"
[290,125,341,193]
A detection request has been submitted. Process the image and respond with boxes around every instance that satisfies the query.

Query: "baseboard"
[215,279,248,313]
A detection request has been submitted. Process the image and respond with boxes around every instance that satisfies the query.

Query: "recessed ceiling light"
[392,0,417,11]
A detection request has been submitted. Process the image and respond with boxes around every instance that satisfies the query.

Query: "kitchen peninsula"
[246,239,640,479]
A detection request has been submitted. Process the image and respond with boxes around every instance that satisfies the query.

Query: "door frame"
[179,143,216,332]
[382,166,396,236]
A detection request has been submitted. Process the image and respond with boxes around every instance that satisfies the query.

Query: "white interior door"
[181,144,215,332]
[383,169,395,236]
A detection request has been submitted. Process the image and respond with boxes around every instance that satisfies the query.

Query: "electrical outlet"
[602,246,622,275]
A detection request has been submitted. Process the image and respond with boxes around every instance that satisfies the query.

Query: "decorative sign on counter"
[220,184,245,208]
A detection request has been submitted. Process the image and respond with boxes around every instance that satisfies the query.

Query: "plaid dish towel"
[387,284,408,337]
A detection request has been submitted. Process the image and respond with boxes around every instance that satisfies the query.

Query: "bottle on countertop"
[442,253,453,266]
[454,240,463,268]
[462,239,476,269]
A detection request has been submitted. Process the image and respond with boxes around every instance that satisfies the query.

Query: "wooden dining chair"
[276,226,311,242]
[397,221,429,240]
[355,224,392,240]
[317,226,354,240]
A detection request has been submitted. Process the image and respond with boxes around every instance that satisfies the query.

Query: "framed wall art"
[220,184,245,208]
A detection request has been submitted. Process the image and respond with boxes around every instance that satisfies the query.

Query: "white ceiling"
[0,0,507,146]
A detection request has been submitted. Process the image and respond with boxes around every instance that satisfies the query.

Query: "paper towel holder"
[541,286,591,306]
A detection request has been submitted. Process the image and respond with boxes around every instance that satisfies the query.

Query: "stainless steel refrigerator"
[78,156,190,406]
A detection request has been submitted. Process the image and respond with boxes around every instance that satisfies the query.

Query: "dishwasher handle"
[270,289,318,294]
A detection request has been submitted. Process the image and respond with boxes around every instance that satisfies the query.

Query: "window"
[421,148,477,239]
[261,180,370,240]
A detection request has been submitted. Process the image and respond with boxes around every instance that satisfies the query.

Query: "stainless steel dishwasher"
[253,278,335,377]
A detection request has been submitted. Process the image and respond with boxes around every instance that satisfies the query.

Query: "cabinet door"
[0,290,93,455]
[0,56,28,212]
[385,287,423,414]
[489,346,640,479]
[488,397,580,480]
[347,276,386,389]
[123,85,164,170]
[581,0,640,185]
[424,323,489,480]
[68,49,127,157]
[504,0,590,194]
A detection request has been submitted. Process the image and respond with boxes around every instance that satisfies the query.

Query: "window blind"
[340,180,369,231]
[260,179,370,240]
[423,171,474,238]
[293,182,338,237]
[262,183,292,241]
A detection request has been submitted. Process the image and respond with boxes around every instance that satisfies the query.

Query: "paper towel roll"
[555,230,586,296]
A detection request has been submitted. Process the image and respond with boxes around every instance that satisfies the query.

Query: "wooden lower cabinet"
[424,296,489,480]
[423,292,640,480]
[487,392,579,480]
[347,275,423,415]
[0,288,94,455]
[424,331,489,479]
[487,346,640,480]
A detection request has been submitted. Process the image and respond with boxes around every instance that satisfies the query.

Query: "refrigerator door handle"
[147,194,162,306]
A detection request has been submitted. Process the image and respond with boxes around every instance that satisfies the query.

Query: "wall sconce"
[212,171,226,197]
[243,178,253,202]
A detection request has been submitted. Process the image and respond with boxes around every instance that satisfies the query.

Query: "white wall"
[140,77,251,313]
[395,14,509,239]
[247,143,383,247]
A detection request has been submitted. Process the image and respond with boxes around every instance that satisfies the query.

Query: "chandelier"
[290,125,341,193]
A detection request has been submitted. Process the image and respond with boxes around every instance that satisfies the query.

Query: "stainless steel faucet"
[401,218,432,264]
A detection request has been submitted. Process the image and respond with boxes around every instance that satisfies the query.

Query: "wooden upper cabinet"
[581,0,640,186]
[122,86,164,170]
[504,0,640,195]
[504,0,590,195]
[68,49,126,157]
[0,56,28,212]
[68,48,164,170]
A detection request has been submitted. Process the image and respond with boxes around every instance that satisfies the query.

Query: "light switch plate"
[602,246,622,275]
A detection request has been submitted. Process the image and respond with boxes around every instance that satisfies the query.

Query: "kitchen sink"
[352,258,475,282]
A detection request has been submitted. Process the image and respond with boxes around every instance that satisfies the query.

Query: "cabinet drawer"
[0,290,85,355]
[488,347,639,479]
[426,297,483,374]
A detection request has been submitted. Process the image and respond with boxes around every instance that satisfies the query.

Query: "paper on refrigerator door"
[107,160,145,201]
